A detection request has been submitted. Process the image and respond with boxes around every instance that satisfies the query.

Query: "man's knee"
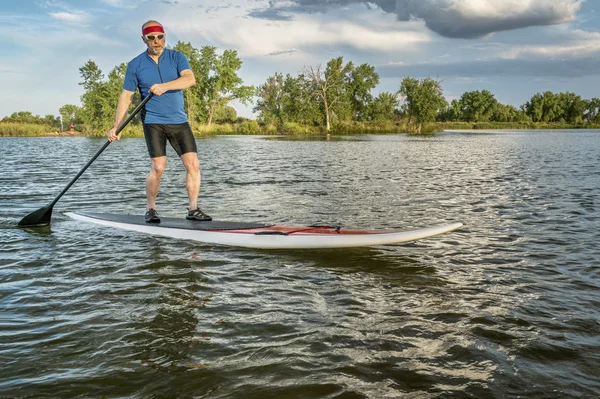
[150,158,166,176]
[182,153,199,171]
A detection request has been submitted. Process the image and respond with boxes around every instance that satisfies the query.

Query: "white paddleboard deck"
[66,212,463,249]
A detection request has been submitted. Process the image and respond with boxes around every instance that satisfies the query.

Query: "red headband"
[142,26,164,35]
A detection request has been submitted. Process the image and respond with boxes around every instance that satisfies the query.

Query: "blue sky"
[1,0,598,119]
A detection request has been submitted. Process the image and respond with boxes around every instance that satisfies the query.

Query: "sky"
[1,0,599,119]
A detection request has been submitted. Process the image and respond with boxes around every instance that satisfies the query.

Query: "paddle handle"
[48,93,153,208]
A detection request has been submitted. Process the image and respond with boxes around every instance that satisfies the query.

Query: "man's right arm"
[107,89,135,142]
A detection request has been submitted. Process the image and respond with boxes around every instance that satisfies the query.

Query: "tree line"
[2,112,61,129]
[2,41,600,134]
[255,58,600,133]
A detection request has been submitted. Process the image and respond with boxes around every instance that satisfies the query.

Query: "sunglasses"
[144,34,165,41]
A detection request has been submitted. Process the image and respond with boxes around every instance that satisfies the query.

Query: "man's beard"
[147,46,163,55]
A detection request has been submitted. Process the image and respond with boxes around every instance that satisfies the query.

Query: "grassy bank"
[435,121,600,131]
[0,123,56,137]
[3,120,600,138]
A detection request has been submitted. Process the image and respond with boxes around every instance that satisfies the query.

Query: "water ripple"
[1,131,599,397]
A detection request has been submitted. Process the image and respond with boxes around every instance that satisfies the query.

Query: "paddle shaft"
[47,93,153,209]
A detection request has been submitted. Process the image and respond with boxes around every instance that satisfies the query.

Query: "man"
[108,20,211,223]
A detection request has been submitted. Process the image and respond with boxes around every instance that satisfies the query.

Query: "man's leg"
[146,156,166,210]
[180,152,200,210]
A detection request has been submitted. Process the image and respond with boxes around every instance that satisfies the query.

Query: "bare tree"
[303,57,350,131]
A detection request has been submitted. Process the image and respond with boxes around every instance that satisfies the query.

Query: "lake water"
[1,131,599,398]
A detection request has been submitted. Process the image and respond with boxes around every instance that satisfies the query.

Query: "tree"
[458,90,498,122]
[282,74,321,126]
[79,60,110,131]
[1,111,59,127]
[371,92,399,121]
[584,98,600,123]
[399,77,447,133]
[3,111,38,124]
[558,91,586,123]
[303,57,353,131]
[347,63,379,121]
[523,92,544,122]
[59,104,79,126]
[491,103,529,122]
[523,91,563,122]
[437,99,461,122]
[213,105,237,123]
[58,104,82,130]
[173,41,204,129]
[104,63,128,115]
[79,59,104,92]
[43,115,61,129]
[254,73,285,125]
[196,46,254,126]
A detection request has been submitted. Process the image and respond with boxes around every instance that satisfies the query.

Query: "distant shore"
[44,131,84,136]
[1,121,599,138]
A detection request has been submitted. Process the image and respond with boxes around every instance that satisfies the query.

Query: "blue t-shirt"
[123,49,191,124]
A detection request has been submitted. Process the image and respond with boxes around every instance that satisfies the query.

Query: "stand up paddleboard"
[66,212,462,249]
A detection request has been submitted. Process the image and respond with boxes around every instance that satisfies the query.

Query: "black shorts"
[143,123,197,158]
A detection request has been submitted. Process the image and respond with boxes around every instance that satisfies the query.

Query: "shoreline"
[1,123,600,138]
[44,131,84,136]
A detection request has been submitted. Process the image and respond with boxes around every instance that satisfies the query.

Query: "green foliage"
[303,57,354,130]
[58,104,84,130]
[235,120,261,134]
[191,120,261,135]
[255,57,380,131]
[584,98,600,123]
[371,92,399,121]
[438,99,462,122]
[457,90,498,122]
[491,103,529,122]
[330,120,408,134]
[560,92,587,123]
[76,61,141,135]
[172,41,204,128]
[78,60,106,132]
[281,122,312,134]
[213,105,238,123]
[2,111,60,128]
[523,91,587,123]
[438,92,529,123]
[284,73,322,126]
[78,60,137,133]
[0,122,53,136]
[347,63,379,121]
[399,77,447,133]
[193,46,255,126]
[436,121,596,130]
[254,72,285,125]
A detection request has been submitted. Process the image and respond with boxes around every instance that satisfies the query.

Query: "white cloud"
[501,43,600,59]
[163,2,431,58]
[49,11,91,26]
[101,0,138,8]
[500,29,600,59]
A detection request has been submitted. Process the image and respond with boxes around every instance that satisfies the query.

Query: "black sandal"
[145,209,160,223]
[186,207,212,221]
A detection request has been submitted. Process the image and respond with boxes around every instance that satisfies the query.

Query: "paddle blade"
[18,205,53,227]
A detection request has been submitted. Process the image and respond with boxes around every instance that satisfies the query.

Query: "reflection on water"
[1,131,599,397]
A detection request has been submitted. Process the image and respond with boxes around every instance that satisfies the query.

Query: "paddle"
[18,93,153,227]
